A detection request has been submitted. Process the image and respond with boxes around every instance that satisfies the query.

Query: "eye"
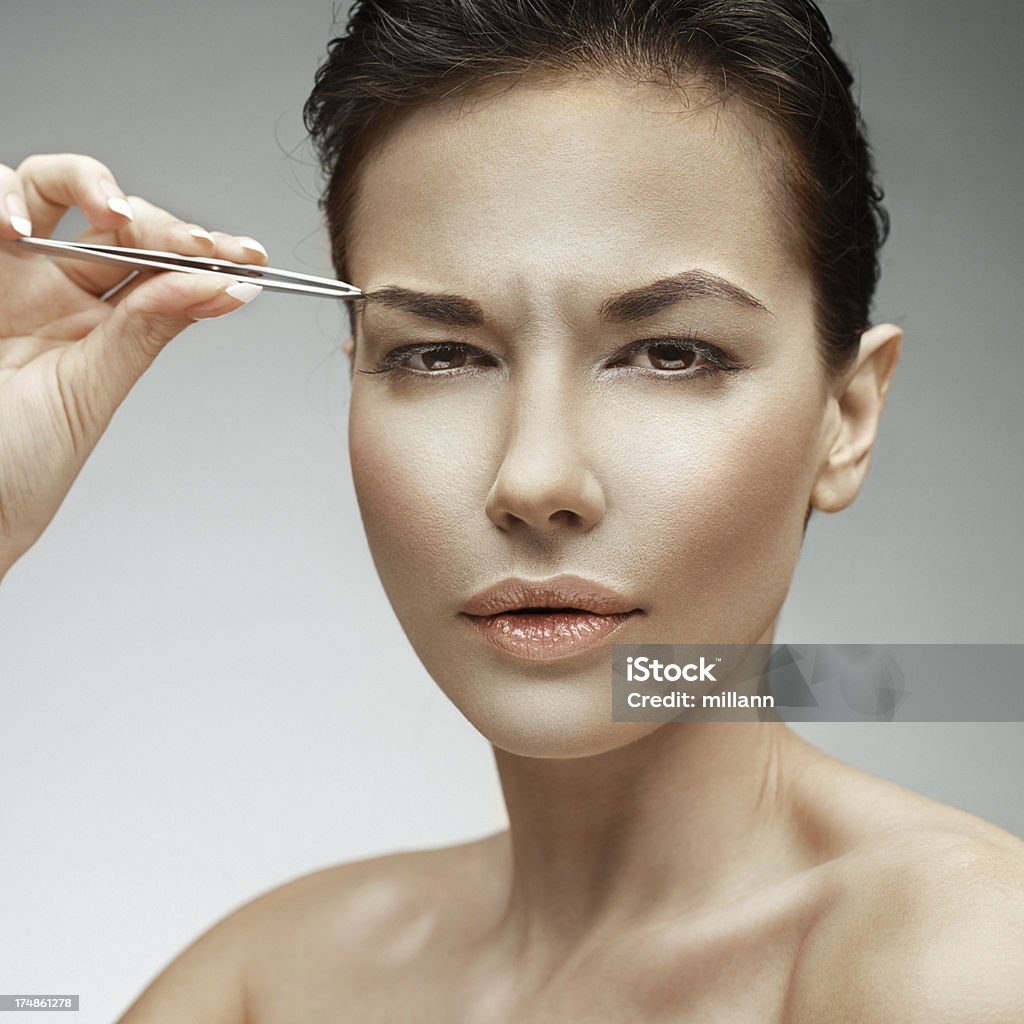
[627,340,702,371]
[358,342,495,376]
[408,344,471,371]
[609,336,743,378]
[359,336,746,378]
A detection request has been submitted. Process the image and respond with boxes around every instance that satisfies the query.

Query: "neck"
[486,716,821,970]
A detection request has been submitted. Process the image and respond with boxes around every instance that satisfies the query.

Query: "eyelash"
[358,334,748,380]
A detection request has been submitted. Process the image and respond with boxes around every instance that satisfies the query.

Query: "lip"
[459,574,642,662]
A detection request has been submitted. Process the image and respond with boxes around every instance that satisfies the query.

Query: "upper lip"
[460,574,640,617]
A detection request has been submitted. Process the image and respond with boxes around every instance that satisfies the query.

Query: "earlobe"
[810,322,903,514]
[342,336,355,375]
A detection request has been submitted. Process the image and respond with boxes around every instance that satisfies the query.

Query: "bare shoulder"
[237,832,506,1022]
[786,752,1024,1022]
[115,900,251,1024]
[237,831,504,949]
[115,843,468,1024]
[115,835,501,1024]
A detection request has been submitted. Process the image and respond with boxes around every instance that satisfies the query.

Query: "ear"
[810,323,903,514]
[342,335,355,375]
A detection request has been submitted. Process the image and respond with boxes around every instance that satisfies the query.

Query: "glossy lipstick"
[459,575,641,661]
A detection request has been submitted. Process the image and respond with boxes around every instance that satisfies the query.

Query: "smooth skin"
[4,77,1024,1023]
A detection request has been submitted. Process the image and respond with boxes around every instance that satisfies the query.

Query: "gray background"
[1,1,1021,1019]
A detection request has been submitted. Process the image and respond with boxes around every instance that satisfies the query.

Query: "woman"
[2,0,1023,1020]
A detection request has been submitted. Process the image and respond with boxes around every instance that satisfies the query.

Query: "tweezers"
[13,236,362,299]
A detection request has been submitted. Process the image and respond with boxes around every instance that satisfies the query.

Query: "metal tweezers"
[14,236,362,299]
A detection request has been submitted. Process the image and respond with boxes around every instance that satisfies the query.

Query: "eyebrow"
[353,287,485,327]
[599,269,770,321]
[354,268,770,328]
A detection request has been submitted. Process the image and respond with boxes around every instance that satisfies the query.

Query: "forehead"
[346,72,810,325]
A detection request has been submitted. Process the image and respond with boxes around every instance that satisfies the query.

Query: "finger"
[235,236,269,265]
[58,194,219,295]
[58,271,261,442]
[75,193,201,248]
[0,334,72,371]
[0,307,110,372]
[16,152,135,240]
[206,231,270,266]
[34,306,109,341]
[0,162,34,239]
[62,201,270,296]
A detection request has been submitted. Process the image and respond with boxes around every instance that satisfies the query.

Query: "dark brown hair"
[304,0,889,378]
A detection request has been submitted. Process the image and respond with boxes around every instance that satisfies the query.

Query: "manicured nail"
[107,196,134,220]
[225,283,262,304]
[237,236,267,259]
[189,227,215,244]
[5,193,31,236]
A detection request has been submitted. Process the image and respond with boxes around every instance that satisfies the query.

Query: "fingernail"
[237,236,267,259]
[189,227,215,244]
[107,196,134,220]
[225,283,262,304]
[5,193,32,236]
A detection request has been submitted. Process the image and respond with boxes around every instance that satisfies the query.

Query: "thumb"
[68,270,260,423]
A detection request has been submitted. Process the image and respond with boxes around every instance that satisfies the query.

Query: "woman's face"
[345,73,836,758]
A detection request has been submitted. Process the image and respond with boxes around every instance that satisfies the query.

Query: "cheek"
[640,392,817,523]
[349,387,485,589]
[616,380,823,633]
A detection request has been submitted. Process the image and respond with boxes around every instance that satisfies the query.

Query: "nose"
[484,378,606,536]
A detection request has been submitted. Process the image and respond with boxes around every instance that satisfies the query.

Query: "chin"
[485,720,663,760]
[421,649,664,759]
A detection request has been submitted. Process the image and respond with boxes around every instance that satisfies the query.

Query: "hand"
[0,153,268,580]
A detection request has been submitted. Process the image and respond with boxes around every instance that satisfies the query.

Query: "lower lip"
[461,609,640,661]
